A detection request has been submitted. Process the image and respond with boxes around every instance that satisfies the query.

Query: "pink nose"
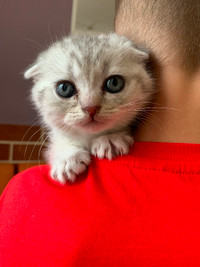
[83,106,100,116]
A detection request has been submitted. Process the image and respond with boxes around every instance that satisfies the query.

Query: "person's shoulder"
[0,152,135,204]
[0,164,87,212]
[0,165,50,201]
[1,164,85,196]
[9,164,50,188]
[0,163,92,203]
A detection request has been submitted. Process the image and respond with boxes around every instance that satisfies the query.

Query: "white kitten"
[24,33,153,183]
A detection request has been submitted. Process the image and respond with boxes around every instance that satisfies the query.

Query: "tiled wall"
[0,124,46,164]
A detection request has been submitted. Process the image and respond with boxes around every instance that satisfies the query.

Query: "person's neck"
[134,64,200,143]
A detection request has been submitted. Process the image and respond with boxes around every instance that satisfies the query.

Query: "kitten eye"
[104,75,125,93]
[56,81,76,98]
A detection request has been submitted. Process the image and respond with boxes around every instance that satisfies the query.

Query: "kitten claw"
[116,148,123,156]
[91,132,134,160]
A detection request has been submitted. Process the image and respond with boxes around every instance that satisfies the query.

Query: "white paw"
[91,132,134,160]
[50,151,91,183]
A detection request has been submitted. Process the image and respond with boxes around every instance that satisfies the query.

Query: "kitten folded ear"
[131,45,150,62]
[24,63,40,80]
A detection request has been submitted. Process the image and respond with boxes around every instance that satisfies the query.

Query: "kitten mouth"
[83,117,99,126]
[79,116,103,130]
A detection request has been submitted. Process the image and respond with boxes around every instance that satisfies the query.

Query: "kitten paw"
[91,133,134,160]
[51,151,91,183]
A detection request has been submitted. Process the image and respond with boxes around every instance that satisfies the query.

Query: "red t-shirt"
[1,142,200,266]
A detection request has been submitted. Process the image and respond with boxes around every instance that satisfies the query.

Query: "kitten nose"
[83,106,100,116]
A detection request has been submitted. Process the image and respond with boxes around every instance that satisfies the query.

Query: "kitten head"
[25,33,153,135]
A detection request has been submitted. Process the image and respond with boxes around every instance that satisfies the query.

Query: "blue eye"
[104,75,125,93]
[56,81,76,98]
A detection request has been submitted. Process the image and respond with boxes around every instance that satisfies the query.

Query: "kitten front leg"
[47,137,90,183]
[91,131,134,160]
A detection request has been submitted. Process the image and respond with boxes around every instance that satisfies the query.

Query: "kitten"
[24,33,153,183]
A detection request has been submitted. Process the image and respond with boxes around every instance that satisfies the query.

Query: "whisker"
[38,135,49,166]
[26,131,45,166]
[47,22,54,43]
[136,111,166,134]
[130,117,150,134]
[18,36,46,49]
[20,120,40,150]
[23,127,43,158]
[121,100,181,112]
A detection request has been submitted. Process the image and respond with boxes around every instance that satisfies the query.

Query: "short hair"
[115,0,200,72]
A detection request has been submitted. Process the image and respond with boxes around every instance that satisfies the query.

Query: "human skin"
[115,8,200,144]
